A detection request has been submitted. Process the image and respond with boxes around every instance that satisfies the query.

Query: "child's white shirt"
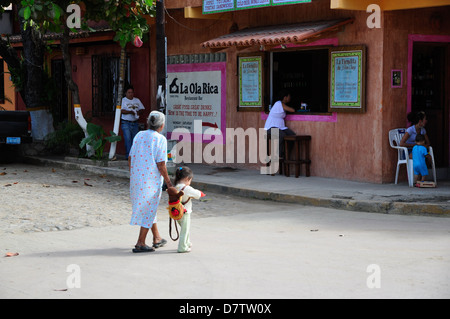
[175,183,202,214]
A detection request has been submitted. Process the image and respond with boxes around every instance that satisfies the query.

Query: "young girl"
[412,134,431,184]
[173,166,205,253]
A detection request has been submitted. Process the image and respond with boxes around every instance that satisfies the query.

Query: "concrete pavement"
[2,204,450,299]
[1,156,449,300]
[24,156,450,216]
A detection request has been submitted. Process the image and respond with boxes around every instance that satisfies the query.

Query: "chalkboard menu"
[329,46,366,113]
[203,0,311,14]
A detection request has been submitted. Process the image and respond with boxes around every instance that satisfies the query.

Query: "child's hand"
[200,191,206,197]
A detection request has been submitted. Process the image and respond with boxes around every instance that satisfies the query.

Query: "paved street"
[1,163,449,299]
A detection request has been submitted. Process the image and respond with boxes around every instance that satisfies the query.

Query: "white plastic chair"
[389,128,437,187]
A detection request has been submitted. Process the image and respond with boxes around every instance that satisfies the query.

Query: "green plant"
[45,121,85,155]
[79,122,121,160]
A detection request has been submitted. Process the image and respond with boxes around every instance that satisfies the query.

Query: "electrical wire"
[164,7,228,32]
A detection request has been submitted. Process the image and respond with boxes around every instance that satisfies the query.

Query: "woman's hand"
[156,161,173,188]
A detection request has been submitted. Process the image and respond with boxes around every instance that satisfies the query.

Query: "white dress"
[129,130,167,229]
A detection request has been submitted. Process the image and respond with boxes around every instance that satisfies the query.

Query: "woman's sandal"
[132,245,155,253]
[152,238,167,249]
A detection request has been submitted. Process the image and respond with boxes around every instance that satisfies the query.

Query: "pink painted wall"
[165,1,385,182]
[162,2,450,182]
[382,7,450,182]
[68,42,151,156]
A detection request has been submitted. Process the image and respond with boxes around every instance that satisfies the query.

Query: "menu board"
[238,56,263,110]
[272,0,310,5]
[203,0,311,14]
[202,0,235,14]
[329,46,366,113]
[236,0,270,10]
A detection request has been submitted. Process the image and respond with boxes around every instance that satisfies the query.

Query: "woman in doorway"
[400,111,431,158]
[264,89,296,158]
[121,85,146,160]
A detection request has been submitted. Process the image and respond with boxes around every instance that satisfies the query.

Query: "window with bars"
[92,55,130,117]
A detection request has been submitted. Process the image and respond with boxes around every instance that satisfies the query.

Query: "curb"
[23,156,450,217]
[24,156,130,179]
[193,181,450,216]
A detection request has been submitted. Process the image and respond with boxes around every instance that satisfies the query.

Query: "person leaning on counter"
[264,89,296,158]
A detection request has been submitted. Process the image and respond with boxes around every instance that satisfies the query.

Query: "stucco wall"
[381,6,450,182]
[163,0,387,182]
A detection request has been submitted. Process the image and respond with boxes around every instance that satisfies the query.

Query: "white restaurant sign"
[166,63,226,142]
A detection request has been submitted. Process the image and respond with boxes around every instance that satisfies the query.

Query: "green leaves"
[19,0,65,32]
[18,0,156,47]
[23,6,31,20]
[80,123,122,160]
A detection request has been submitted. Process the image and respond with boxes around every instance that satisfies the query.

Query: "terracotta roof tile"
[201,18,353,49]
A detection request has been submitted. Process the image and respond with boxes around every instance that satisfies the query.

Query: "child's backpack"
[167,186,190,240]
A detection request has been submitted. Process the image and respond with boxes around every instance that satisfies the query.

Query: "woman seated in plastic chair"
[400,111,431,165]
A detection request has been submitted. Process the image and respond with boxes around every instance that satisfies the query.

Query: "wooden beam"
[166,0,202,9]
[330,0,380,11]
[184,6,232,20]
[331,0,450,10]
[383,0,450,10]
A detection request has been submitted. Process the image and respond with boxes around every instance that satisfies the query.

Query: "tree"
[0,1,54,140]
[81,0,155,159]
[1,0,155,156]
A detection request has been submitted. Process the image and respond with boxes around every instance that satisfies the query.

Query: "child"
[412,134,431,185]
[173,166,205,253]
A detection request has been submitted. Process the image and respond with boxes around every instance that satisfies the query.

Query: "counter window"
[271,49,329,114]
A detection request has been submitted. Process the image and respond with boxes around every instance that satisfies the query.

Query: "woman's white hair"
[147,111,165,130]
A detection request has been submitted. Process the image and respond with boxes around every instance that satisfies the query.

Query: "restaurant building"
[161,0,450,183]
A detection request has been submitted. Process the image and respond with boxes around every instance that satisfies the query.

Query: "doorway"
[411,42,449,168]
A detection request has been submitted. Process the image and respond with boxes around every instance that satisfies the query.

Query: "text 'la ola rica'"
[179,82,219,94]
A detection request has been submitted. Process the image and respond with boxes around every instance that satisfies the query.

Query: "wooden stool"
[267,133,283,175]
[283,135,311,178]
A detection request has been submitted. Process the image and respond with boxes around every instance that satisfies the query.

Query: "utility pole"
[156,0,166,113]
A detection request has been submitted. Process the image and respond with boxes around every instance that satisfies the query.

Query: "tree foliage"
[16,0,156,47]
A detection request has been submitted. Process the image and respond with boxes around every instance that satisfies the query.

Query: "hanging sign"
[329,46,366,113]
[203,0,311,14]
[238,56,263,110]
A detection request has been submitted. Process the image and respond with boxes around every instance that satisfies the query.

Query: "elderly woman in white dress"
[128,111,173,253]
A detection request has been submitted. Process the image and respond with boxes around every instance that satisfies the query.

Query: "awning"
[201,18,353,50]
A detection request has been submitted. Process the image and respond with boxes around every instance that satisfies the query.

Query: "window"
[270,48,329,113]
[92,55,130,117]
